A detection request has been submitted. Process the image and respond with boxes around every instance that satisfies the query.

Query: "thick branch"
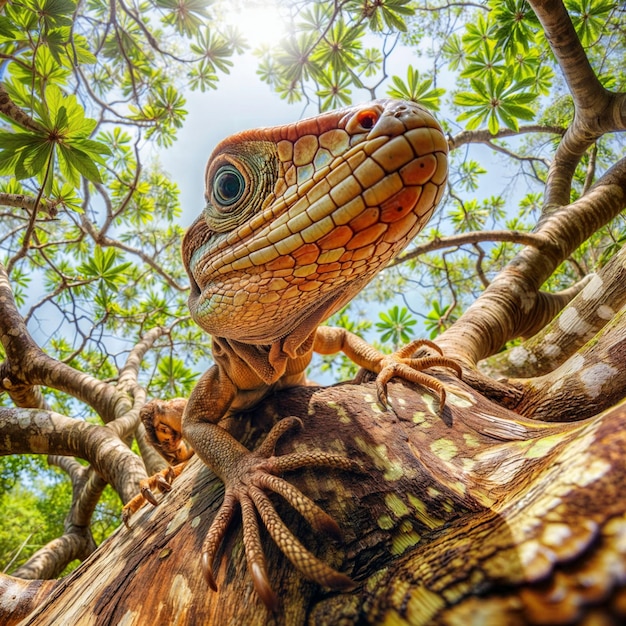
[11,532,95,580]
[0,577,56,626]
[484,243,626,379]
[0,263,132,422]
[509,303,626,420]
[438,158,626,365]
[0,408,145,504]
[4,381,625,624]
[528,0,626,210]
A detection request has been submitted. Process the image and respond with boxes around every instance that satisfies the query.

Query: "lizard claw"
[201,417,357,609]
[121,462,188,526]
[142,486,159,507]
[375,339,462,412]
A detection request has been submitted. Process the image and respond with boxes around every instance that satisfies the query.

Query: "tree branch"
[0,408,145,504]
[528,0,626,211]
[448,124,566,151]
[438,157,626,365]
[0,83,43,132]
[391,229,549,267]
[484,243,626,379]
[0,193,56,217]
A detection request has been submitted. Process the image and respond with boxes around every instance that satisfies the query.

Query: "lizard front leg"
[182,364,356,609]
[314,326,462,412]
[122,398,194,526]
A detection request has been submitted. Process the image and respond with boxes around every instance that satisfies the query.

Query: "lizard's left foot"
[373,339,462,412]
[202,417,358,610]
[122,462,188,526]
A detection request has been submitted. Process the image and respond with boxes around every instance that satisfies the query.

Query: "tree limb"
[0,408,145,504]
[484,243,626,379]
[391,229,549,267]
[438,157,626,365]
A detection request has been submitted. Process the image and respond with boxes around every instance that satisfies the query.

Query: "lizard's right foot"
[373,339,462,413]
[202,417,358,610]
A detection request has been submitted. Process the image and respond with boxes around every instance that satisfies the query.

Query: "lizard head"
[182,99,447,344]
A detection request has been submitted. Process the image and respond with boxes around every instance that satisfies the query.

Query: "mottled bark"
[510,305,626,421]
[0,408,146,505]
[3,378,624,625]
[438,158,626,367]
[485,243,626,379]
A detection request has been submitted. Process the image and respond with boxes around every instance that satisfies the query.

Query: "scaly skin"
[127,99,459,608]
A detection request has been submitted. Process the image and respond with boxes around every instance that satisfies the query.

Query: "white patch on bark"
[446,388,474,407]
[561,353,585,374]
[571,458,611,487]
[507,346,534,367]
[581,273,603,300]
[167,573,193,622]
[549,353,585,394]
[541,522,571,546]
[559,307,592,336]
[579,362,618,398]
[542,343,561,358]
[165,498,191,535]
[484,454,529,485]
[596,304,614,320]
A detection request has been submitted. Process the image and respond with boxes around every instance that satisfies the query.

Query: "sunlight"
[226,2,286,50]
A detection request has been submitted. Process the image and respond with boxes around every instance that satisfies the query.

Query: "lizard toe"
[374,342,462,412]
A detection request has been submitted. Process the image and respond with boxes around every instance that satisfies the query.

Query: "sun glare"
[227,3,286,50]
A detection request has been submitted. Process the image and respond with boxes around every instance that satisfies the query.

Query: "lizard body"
[124,99,457,608]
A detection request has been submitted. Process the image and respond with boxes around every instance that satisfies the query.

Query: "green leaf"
[386,65,445,111]
[155,0,210,36]
[58,145,104,184]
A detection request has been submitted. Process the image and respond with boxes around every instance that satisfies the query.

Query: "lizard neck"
[212,333,315,391]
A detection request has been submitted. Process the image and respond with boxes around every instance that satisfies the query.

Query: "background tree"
[0,0,625,623]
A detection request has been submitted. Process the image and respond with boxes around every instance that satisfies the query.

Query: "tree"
[1,0,625,623]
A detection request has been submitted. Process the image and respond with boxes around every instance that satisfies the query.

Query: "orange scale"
[383,213,417,244]
[266,256,295,271]
[292,243,320,265]
[345,223,388,251]
[318,225,354,249]
[298,280,323,292]
[351,244,376,262]
[380,187,422,223]
[349,207,380,232]
[316,262,341,274]
[399,154,439,186]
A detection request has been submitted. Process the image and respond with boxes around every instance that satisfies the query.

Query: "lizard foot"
[122,462,187,527]
[373,339,462,412]
[202,416,358,610]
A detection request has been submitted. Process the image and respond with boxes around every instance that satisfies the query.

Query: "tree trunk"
[7,375,626,625]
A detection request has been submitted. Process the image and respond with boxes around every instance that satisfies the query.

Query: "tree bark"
[5,375,625,625]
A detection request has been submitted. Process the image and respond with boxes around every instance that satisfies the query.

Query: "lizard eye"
[213,165,245,207]
[356,109,378,130]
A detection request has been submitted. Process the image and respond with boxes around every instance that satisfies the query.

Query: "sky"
[160,3,428,227]
[161,59,299,228]
[160,17,517,231]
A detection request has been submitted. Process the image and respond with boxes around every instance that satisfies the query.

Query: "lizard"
[122,98,461,609]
